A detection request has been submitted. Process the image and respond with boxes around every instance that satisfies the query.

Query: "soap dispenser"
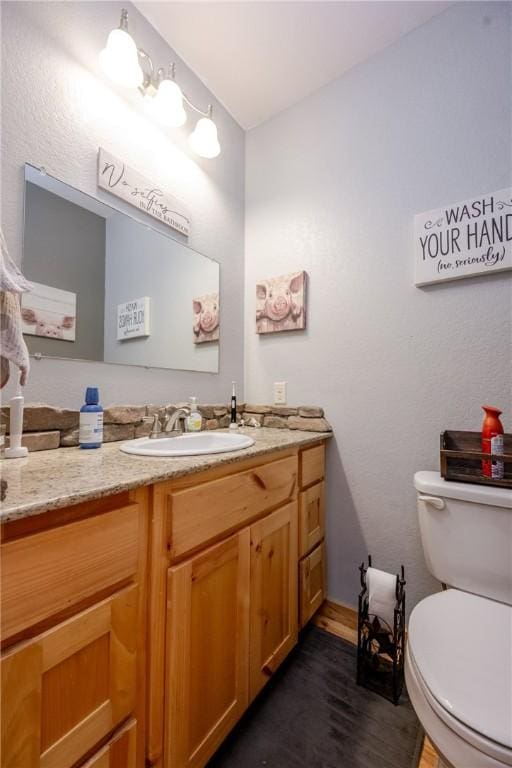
[186,397,202,432]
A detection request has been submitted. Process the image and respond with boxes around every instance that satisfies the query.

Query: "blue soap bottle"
[79,387,104,449]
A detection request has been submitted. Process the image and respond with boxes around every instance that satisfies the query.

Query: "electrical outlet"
[274,381,287,405]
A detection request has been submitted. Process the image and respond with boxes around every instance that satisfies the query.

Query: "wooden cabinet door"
[165,529,250,768]
[249,502,298,700]
[299,481,325,557]
[299,542,326,628]
[1,585,138,768]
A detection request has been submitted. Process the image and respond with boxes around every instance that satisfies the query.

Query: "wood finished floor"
[313,600,440,768]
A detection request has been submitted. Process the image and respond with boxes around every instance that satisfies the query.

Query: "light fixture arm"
[137,48,213,119]
[182,92,213,119]
[137,48,154,91]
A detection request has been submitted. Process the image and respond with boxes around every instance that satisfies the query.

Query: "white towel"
[0,229,31,293]
[1,292,30,387]
[0,229,31,388]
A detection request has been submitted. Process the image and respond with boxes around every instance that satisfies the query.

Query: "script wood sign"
[97,148,190,236]
[414,187,512,286]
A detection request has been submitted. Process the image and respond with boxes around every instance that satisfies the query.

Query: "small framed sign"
[21,282,77,341]
[98,148,190,236]
[414,187,512,286]
[117,297,151,341]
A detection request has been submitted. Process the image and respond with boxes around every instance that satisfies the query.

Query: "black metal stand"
[356,555,406,705]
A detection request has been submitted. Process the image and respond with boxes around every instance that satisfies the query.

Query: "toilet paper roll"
[366,567,397,628]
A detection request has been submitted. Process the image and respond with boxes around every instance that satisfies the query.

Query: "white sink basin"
[120,431,255,457]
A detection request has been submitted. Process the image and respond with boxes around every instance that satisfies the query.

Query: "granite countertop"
[0,428,331,523]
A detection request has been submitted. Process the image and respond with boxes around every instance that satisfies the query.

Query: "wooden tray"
[440,431,512,489]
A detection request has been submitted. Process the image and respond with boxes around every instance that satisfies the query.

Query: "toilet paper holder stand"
[356,555,406,705]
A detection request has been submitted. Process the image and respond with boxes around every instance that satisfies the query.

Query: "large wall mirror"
[21,164,220,373]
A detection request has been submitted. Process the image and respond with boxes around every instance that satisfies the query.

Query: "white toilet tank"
[414,471,512,605]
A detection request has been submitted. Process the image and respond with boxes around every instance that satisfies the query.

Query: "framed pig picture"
[21,282,76,341]
[193,292,220,344]
[256,270,307,334]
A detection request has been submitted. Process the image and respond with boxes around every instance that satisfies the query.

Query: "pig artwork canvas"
[21,282,76,341]
[193,292,220,344]
[256,270,307,334]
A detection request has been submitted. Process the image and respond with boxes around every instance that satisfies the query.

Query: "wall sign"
[255,271,307,334]
[193,292,220,344]
[117,297,151,341]
[97,148,190,236]
[414,187,512,286]
[21,282,77,341]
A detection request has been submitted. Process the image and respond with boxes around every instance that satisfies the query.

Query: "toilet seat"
[407,590,512,767]
[406,643,512,767]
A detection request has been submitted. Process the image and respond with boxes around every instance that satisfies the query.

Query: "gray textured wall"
[23,182,106,361]
[1,1,245,407]
[245,2,512,610]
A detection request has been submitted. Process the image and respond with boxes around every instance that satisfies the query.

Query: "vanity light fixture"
[144,68,187,128]
[99,9,221,158]
[99,9,143,88]
[188,112,220,159]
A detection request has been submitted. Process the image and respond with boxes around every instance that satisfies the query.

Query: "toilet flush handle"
[418,494,445,510]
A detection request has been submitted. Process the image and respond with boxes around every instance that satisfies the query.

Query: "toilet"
[406,471,512,768]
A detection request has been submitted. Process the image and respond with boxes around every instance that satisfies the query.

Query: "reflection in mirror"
[22,164,220,373]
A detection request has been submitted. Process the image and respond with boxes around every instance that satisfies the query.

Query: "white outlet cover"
[274,381,287,405]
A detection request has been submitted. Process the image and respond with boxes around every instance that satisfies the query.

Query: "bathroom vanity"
[0,429,329,768]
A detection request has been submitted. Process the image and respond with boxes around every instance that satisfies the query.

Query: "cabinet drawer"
[1,504,140,643]
[81,718,137,768]
[299,482,325,557]
[299,542,326,628]
[1,585,138,768]
[167,455,298,560]
[300,444,325,488]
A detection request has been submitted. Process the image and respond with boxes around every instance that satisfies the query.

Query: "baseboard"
[312,598,358,645]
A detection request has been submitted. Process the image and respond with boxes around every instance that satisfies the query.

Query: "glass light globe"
[146,79,187,127]
[99,27,143,88]
[188,117,220,158]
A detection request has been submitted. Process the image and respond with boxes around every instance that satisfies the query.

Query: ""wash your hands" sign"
[414,187,512,286]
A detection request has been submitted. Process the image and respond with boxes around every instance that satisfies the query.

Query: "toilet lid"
[408,589,512,750]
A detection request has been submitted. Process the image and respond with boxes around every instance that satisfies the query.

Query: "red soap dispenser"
[481,405,504,479]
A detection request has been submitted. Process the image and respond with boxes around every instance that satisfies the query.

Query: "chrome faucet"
[163,407,190,436]
[145,406,190,439]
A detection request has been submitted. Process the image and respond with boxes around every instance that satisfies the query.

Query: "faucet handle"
[142,412,162,438]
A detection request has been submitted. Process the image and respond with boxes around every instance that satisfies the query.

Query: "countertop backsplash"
[0,402,331,452]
